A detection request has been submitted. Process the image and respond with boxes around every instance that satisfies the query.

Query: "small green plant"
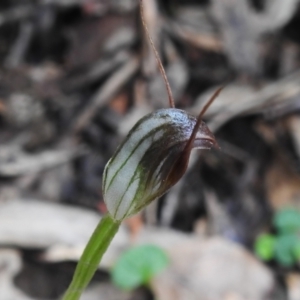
[62,1,220,299]
[255,208,300,267]
[112,245,169,290]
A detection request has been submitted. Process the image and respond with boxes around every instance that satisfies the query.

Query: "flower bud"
[102,108,217,221]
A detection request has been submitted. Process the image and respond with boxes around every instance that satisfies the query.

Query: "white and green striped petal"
[102,108,216,221]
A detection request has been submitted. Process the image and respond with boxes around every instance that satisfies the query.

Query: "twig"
[211,0,299,74]
[208,70,300,131]
[0,149,82,177]
[63,51,130,91]
[0,5,34,27]
[5,21,33,68]
[72,56,139,132]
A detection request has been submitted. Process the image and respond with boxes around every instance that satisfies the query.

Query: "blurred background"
[1,0,300,299]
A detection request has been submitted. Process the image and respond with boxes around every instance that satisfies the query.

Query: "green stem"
[62,214,120,300]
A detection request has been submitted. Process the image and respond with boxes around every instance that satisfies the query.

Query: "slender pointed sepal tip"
[139,0,175,108]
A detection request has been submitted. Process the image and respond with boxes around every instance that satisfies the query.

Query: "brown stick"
[139,0,175,108]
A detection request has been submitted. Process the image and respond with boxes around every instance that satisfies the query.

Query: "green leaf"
[292,239,300,261]
[254,234,276,261]
[273,208,300,234]
[112,245,169,290]
[274,234,298,267]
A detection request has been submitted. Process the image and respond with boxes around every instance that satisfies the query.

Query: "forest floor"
[0,1,300,299]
